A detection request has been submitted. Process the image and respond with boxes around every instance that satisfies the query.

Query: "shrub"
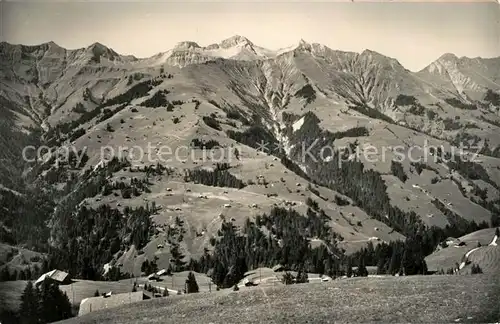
[471,263,482,274]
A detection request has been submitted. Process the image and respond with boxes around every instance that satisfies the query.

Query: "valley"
[0,35,499,322]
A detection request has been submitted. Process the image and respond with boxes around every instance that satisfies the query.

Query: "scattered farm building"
[35,270,71,287]
[78,291,149,317]
[272,264,285,272]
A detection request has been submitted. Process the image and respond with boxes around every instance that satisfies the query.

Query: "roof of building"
[147,273,159,279]
[78,292,145,317]
[156,269,167,276]
[272,264,285,272]
[35,269,70,285]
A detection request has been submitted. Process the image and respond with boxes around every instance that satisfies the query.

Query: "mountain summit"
[218,35,254,48]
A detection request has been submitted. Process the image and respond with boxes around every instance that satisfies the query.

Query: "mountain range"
[0,35,499,279]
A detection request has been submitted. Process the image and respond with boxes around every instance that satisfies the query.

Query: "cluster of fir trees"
[192,207,344,288]
[166,216,187,272]
[140,90,172,108]
[48,204,154,280]
[18,281,73,324]
[226,125,279,152]
[281,269,309,285]
[0,187,54,250]
[190,138,221,150]
[101,177,152,198]
[350,238,427,276]
[390,160,408,183]
[0,263,44,282]
[184,164,246,189]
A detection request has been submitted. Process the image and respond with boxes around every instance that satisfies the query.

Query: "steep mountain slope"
[0,36,499,281]
[418,54,500,102]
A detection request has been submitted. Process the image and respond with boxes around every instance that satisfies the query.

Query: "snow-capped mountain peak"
[147,35,266,67]
[219,35,253,49]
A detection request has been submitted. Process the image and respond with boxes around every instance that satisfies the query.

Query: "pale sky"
[1,1,499,71]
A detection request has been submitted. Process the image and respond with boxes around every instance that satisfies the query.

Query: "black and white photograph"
[0,0,499,323]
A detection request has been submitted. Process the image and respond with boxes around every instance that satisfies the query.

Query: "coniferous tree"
[0,266,11,282]
[38,281,72,323]
[94,289,100,297]
[357,256,369,277]
[281,272,294,285]
[296,268,309,283]
[19,281,40,324]
[376,257,386,275]
[185,272,199,293]
[346,258,353,278]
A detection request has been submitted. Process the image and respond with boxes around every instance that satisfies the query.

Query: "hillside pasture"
[59,275,500,324]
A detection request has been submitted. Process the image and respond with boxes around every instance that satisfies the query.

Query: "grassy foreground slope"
[59,276,500,324]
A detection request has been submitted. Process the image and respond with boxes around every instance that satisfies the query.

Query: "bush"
[471,263,482,274]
